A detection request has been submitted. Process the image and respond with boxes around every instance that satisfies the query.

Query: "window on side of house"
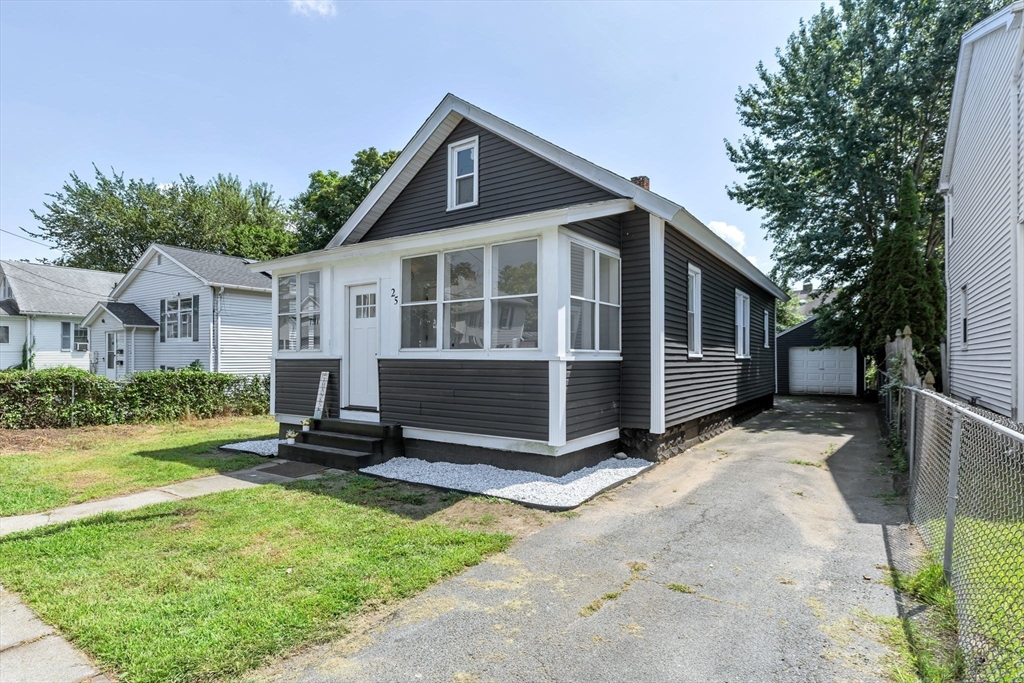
[735,290,751,359]
[687,264,702,358]
[0,325,9,344]
[447,137,479,210]
[74,324,88,351]
[163,296,193,340]
[960,285,968,347]
[763,309,770,348]
[278,272,321,351]
[61,322,72,351]
[569,242,621,352]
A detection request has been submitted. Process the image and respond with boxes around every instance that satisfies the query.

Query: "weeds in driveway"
[871,490,903,506]
[579,561,647,617]
[0,473,515,683]
[0,416,275,515]
[823,442,838,456]
[788,459,828,470]
[666,583,696,594]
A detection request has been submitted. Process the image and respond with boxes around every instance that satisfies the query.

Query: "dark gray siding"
[274,358,341,417]
[619,210,652,429]
[566,361,620,440]
[379,359,548,440]
[564,215,620,248]
[776,319,864,396]
[358,119,618,243]
[664,226,775,427]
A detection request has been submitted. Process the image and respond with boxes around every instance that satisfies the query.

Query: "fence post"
[908,390,916,482]
[70,380,75,429]
[942,411,964,581]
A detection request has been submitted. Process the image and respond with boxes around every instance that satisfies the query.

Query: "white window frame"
[60,322,72,351]
[74,324,89,351]
[960,285,968,349]
[165,296,193,341]
[568,240,621,353]
[0,325,9,344]
[687,264,702,358]
[446,136,479,211]
[763,308,771,348]
[400,238,540,352]
[278,271,321,352]
[735,289,751,359]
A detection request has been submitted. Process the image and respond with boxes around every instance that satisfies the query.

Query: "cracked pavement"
[259,397,907,683]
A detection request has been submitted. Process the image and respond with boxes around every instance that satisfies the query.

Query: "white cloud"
[707,220,747,254]
[289,0,336,17]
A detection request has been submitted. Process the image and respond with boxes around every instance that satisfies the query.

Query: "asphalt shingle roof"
[156,245,271,291]
[101,302,158,327]
[0,261,123,316]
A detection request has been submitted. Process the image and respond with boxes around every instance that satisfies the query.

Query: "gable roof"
[322,94,786,300]
[775,314,819,339]
[940,1,1023,192]
[111,244,272,299]
[0,261,122,316]
[83,301,159,329]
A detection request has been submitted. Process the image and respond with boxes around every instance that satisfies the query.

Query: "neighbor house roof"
[940,1,1023,192]
[82,301,159,328]
[0,261,123,316]
[776,315,819,339]
[260,94,785,301]
[111,244,272,299]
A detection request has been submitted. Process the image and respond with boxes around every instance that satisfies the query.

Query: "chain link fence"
[880,376,1024,681]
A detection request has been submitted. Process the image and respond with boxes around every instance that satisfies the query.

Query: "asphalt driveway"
[261,397,908,683]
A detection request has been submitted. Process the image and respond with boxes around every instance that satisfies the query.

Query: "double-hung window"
[60,322,86,351]
[447,137,479,210]
[0,325,8,344]
[74,324,88,351]
[278,271,321,351]
[569,242,620,352]
[735,290,751,359]
[164,297,193,340]
[61,322,72,351]
[763,309,771,348]
[687,264,702,357]
[400,239,539,350]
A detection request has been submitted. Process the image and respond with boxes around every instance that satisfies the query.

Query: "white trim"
[315,94,785,300]
[402,426,620,456]
[446,136,479,211]
[1013,25,1024,421]
[548,360,567,446]
[687,263,702,358]
[335,408,381,424]
[734,289,751,359]
[650,214,666,434]
[763,308,771,348]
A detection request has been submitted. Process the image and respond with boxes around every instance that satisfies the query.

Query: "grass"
[666,583,695,594]
[0,473,514,683]
[787,458,828,469]
[0,416,276,515]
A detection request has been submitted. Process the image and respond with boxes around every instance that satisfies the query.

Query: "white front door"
[789,347,857,395]
[105,332,118,380]
[347,284,379,409]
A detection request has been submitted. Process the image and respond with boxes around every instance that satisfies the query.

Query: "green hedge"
[0,367,270,429]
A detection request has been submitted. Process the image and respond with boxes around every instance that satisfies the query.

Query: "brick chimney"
[630,176,650,191]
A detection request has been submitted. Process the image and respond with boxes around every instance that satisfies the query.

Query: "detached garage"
[776,316,864,396]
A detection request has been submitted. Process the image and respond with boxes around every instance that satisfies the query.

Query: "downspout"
[1012,14,1024,421]
[130,327,136,375]
[212,287,224,373]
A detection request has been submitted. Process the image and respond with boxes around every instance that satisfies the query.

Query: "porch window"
[278,271,321,351]
[400,239,539,350]
[570,243,620,352]
[447,137,478,210]
[687,264,702,357]
[735,290,751,359]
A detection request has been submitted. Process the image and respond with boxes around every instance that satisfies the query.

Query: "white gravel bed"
[360,456,653,509]
[219,438,283,457]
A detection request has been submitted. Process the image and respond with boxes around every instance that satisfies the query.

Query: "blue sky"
[0,0,826,278]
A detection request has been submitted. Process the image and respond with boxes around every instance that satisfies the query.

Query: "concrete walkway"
[0,459,324,682]
[257,397,907,683]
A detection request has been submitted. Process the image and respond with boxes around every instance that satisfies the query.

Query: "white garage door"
[789,347,857,395]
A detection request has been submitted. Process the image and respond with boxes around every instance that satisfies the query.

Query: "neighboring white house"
[939,1,1024,421]
[0,261,122,371]
[83,244,273,379]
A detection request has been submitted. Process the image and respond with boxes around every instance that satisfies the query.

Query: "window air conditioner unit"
[75,343,89,352]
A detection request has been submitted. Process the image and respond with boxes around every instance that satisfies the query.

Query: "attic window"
[0,277,11,300]
[447,137,479,210]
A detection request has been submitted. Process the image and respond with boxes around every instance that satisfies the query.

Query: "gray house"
[940,2,1024,421]
[83,245,273,379]
[256,95,787,473]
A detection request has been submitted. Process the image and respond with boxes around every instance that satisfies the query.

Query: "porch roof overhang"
[83,302,159,329]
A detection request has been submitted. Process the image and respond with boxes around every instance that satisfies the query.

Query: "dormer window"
[447,136,479,210]
[0,277,12,301]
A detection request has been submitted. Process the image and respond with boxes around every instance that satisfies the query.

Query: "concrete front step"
[278,443,390,470]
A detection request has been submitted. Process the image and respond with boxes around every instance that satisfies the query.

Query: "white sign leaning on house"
[313,371,330,419]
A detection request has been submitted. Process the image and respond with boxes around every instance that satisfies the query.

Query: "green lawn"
[0,416,276,516]
[0,474,513,683]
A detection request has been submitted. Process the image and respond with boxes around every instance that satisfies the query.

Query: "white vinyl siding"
[0,316,26,370]
[30,317,92,370]
[946,24,1017,417]
[219,290,272,374]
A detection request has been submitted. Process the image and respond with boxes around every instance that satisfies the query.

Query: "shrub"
[0,366,269,429]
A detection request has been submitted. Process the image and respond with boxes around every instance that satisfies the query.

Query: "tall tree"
[726,0,998,352]
[291,147,399,253]
[25,166,296,271]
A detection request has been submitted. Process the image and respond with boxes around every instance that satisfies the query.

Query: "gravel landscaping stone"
[219,439,282,457]
[361,456,653,509]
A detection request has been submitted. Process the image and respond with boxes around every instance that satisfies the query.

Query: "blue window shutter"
[192,294,200,342]
[160,300,166,342]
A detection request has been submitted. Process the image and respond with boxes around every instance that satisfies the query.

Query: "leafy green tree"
[25,166,296,271]
[776,296,805,332]
[726,0,997,351]
[291,148,399,253]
